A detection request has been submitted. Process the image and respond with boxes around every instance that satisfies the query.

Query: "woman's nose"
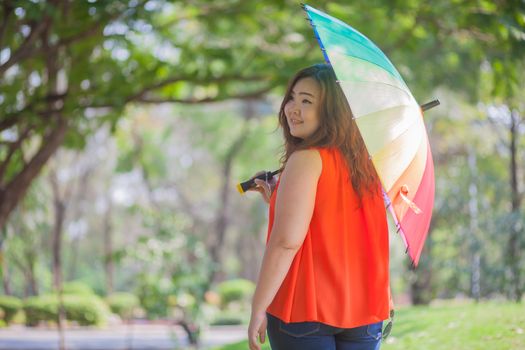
[287,100,299,114]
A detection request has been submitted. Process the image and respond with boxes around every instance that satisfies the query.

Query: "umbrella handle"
[237,169,281,194]
[420,99,440,111]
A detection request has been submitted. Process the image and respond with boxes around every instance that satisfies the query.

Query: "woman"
[247,63,390,350]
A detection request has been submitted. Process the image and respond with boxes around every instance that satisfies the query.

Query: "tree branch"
[0,116,19,133]
[56,11,121,48]
[82,74,271,109]
[1,92,68,129]
[125,74,268,102]
[0,2,14,50]
[0,116,68,229]
[0,125,32,184]
[209,117,251,282]
[135,84,276,104]
[0,18,50,76]
[0,1,147,76]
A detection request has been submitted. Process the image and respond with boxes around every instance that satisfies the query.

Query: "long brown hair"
[278,63,380,199]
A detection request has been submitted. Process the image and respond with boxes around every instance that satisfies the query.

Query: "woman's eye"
[302,99,311,104]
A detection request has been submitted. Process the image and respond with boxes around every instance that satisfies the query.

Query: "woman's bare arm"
[250,148,322,315]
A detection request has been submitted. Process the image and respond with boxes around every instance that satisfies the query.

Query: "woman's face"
[284,77,321,140]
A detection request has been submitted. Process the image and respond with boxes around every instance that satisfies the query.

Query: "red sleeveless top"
[266,147,390,328]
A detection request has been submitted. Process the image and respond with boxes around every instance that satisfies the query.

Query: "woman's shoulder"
[288,148,322,162]
[286,148,322,175]
[290,146,338,170]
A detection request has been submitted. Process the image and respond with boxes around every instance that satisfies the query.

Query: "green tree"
[0,0,317,230]
[2,0,524,308]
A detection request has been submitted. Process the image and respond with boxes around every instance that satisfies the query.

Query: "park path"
[0,324,245,350]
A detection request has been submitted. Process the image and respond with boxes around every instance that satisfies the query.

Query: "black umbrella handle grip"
[237,170,281,194]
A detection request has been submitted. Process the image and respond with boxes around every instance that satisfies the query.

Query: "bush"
[64,294,109,326]
[24,294,109,327]
[106,292,139,319]
[62,281,95,295]
[216,279,255,308]
[0,295,23,324]
[24,295,58,327]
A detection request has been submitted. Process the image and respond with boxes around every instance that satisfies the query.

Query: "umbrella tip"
[421,99,440,111]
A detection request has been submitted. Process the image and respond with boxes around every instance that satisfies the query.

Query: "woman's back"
[266,146,390,328]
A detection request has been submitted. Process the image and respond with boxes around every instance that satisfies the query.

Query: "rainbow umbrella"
[303,4,436,266]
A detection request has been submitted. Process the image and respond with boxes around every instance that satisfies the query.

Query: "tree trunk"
[50,172,67,350]
[208,102,254,283]
[409,222,434,305]
[209,156,234,283]
[66,157,92,282]
[0,0,68,231]
[410,261,433,305]
[1,235,11,295]
[52,200,65,292]
[507,110,523,302]
[104,196,114,295]
[1,264,11,296]
[26,250,39,296]
[467,148,481,301]
[67,238,80,282]
[237,224,265,282]
[28,266,39,296]
[0,119,68,230]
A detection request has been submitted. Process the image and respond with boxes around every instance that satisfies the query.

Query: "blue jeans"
[266,313,383,350]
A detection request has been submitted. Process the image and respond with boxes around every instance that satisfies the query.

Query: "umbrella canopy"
[303,4,435,266]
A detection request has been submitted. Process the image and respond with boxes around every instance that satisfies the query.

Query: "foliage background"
[0,0,523,341]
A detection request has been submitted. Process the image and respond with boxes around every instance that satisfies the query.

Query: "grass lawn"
[212,300,525,350]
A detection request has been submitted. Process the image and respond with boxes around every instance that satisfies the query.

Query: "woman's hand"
[248,310,267,350]
[246,171,277,204]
